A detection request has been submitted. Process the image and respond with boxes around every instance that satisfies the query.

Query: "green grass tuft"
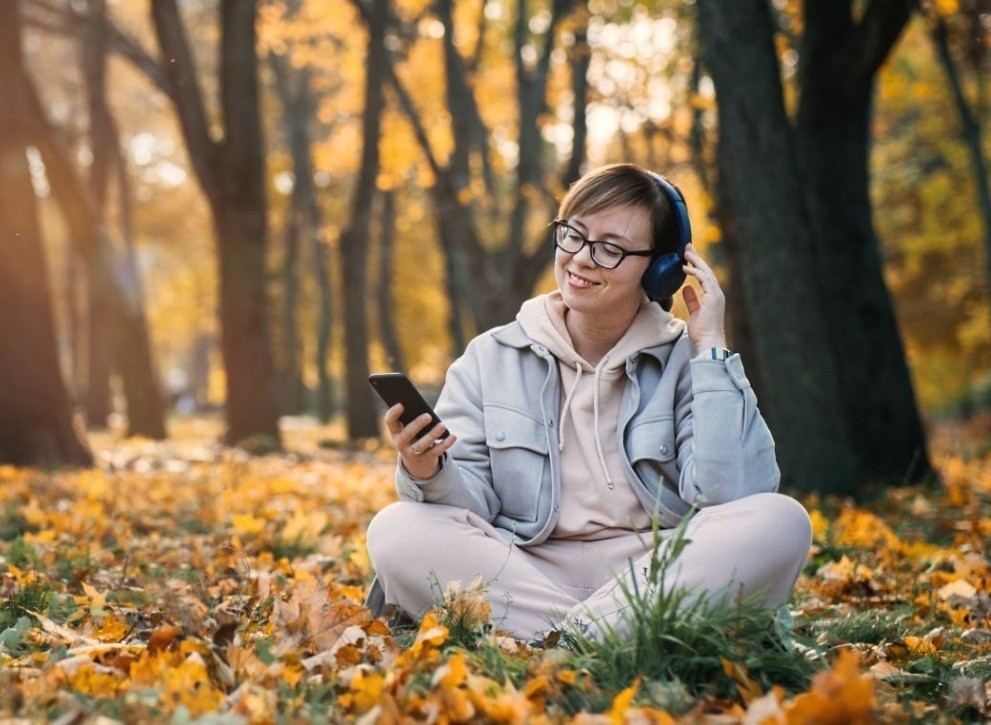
[556,518,819,713]
[0,581,54,630]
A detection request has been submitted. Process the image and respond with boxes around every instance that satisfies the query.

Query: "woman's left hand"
[681,243,727,350]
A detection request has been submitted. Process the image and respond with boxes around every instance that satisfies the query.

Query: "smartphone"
[368,372,450,441]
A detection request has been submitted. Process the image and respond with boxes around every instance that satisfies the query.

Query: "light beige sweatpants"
[366,492,811,641]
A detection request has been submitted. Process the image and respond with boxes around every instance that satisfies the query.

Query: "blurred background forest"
[1,0,989,496]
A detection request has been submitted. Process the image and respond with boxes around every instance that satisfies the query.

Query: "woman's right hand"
[385,404,457,479]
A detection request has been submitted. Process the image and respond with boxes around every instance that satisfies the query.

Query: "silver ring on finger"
[411,444,421,455]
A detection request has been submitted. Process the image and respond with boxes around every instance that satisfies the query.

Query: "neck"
[565,302,640,365]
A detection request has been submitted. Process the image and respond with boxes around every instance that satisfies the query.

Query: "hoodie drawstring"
[558,362,583,452]
[592,355,614,490]
[558,356,614,490]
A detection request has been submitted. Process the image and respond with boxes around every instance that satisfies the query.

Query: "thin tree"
[0,0,91,466]
[376,189,406,373]
[339,0,389,439]
[269,30,335,421]
[923,2,991,307]
[81,0,113,426]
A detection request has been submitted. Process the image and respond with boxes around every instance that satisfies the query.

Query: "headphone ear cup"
[641,252,686,301]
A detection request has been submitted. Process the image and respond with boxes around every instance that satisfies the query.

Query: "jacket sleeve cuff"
[395,453,459,502]
[690,353,752,393]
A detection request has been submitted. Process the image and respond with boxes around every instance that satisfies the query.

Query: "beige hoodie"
[516,291,684,540]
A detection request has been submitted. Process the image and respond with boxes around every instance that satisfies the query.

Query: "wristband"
[709,347,732,361]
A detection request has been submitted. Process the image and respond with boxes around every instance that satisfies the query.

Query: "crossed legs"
[366,493,811,641]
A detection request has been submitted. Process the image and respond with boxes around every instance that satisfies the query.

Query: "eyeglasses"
[551,219,654,269]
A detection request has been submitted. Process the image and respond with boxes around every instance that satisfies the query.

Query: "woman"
[366,164,811,642]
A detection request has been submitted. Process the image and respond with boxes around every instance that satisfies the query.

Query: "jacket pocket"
[627,416,678,492]
[628,416,677,463]
[484,405,548,523]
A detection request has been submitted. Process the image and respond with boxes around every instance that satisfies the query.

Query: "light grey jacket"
[395,318,780,546]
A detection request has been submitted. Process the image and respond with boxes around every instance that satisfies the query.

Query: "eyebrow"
[569,219,635,245]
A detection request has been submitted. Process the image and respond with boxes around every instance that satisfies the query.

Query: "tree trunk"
[83,0,113,427]
[563,20,590,187]
[270,49,307,416]
[152,0,281,447]
[796,0,931,483]
[0,1,91,466]
[376,190,406,372]
[312,209,334,422]
[214,203,279,443]
[269,42,335,420]
[697,0,861,494]
[339,0,388,439]
[84,257,113,425]
[66,246,85,401]
[278,198,304,414]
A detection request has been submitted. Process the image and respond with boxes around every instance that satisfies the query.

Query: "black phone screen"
[368,373,450,440]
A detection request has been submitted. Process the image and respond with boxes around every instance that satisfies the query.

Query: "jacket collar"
[492,320,685,364]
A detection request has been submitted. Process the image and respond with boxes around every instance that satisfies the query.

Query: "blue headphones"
[641,171,691,302]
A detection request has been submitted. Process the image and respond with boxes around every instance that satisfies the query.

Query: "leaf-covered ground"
[0,416,989,723]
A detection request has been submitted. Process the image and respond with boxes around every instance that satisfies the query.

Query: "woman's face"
[554,203,653,318]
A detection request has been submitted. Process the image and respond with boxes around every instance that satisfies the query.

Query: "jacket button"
[496,432,506,442]
[553,504,560,512]
[660,444,669,454]
[547,419,555,428]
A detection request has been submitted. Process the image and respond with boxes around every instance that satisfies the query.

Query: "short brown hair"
[557,163,677,257]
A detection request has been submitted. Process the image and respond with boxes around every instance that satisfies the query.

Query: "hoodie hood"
[516,290,683,372]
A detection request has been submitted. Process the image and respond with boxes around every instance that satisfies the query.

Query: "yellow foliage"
[232,513,267,535]
[782,650,875,724]
[607,678,640,725]
[161,654,225,715]
[93,614,131,643]
[70,664,124,698]
[339,668,386,714]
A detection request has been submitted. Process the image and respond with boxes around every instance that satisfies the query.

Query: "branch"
[851,0,915,83]
[23,0,177,103]
[151,0,221,197]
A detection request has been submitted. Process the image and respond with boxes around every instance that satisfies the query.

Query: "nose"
[571,242,596,267]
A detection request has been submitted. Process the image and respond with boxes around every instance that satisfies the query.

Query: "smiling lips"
[567,271,596,289]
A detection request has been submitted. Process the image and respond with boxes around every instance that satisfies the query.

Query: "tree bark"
[339,0,388,439]
[152,0,281,447]
[0,1,91,466]
[796,0,931,483]
[278,190,305,414]
[82,0,115,429]
[697,0,861,494]
[269,45,336,421]
[269,38,307,415]
[376,190,406,372]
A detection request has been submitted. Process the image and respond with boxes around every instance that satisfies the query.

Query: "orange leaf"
[607,677,641,725]
[783,650,875,724]
[148,624,182,653]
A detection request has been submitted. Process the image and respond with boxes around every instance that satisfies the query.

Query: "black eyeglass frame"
[550,219,655,270]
